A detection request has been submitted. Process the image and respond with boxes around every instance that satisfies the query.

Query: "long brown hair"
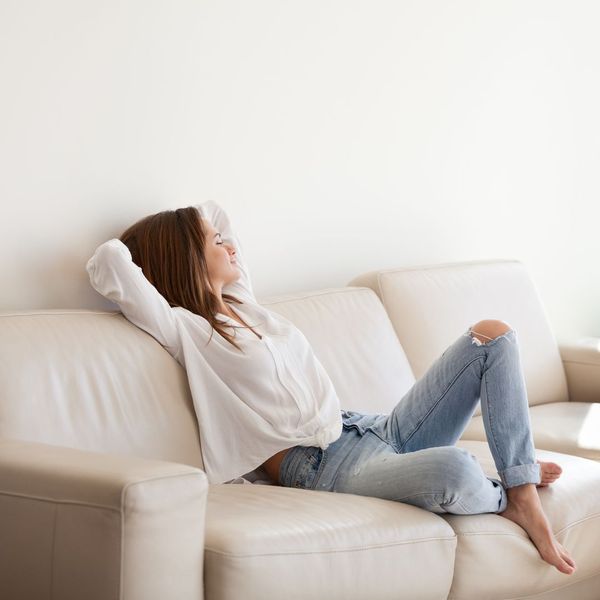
[119,206,245,351]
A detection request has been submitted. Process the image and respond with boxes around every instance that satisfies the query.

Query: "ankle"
[506,483,537,503]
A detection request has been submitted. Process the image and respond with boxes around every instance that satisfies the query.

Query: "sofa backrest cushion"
[0,310,204,468]
[261,287,416,415]
[348,260,569,417]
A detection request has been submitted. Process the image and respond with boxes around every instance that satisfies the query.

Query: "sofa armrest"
[0,438,208,600]
[559,337,600,403]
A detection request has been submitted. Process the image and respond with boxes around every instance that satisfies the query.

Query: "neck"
[210,280,228,314]
[217,297,235,317]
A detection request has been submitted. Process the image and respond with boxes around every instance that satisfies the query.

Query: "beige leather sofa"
[1,259,599,599]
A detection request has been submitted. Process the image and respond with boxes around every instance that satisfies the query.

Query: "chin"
[227,270,241,285]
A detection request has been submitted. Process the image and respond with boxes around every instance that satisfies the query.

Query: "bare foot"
[536,460,563,488]
[498,483,576,575]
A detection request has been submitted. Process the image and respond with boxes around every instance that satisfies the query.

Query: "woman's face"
[201,217,240,291]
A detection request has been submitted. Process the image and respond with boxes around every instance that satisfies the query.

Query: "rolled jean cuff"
[499,463,541,488]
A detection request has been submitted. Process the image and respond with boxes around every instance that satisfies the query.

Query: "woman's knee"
[469,319,512,345]
[430,446,482,490]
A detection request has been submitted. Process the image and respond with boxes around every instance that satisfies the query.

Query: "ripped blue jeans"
[278,325,541,514]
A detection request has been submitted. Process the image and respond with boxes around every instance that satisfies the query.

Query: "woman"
[86,200,575,576]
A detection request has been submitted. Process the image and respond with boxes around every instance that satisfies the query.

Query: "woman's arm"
[86,239,180,353]
[196,200,256,302]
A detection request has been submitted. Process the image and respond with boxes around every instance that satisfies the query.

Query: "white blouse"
[85,201,343,484]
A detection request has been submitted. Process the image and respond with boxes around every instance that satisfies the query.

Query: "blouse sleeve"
[85,238,180,354]
[195,200,256,302]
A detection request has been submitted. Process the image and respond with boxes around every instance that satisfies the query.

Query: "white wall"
[1,0,598,342]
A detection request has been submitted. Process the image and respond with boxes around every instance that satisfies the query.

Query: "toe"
[561,555,576,571]
[557,543,575,563]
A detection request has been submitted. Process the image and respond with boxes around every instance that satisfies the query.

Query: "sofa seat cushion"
[452,439,600,599]
[204,484,457,600]
[460,402,600,462]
